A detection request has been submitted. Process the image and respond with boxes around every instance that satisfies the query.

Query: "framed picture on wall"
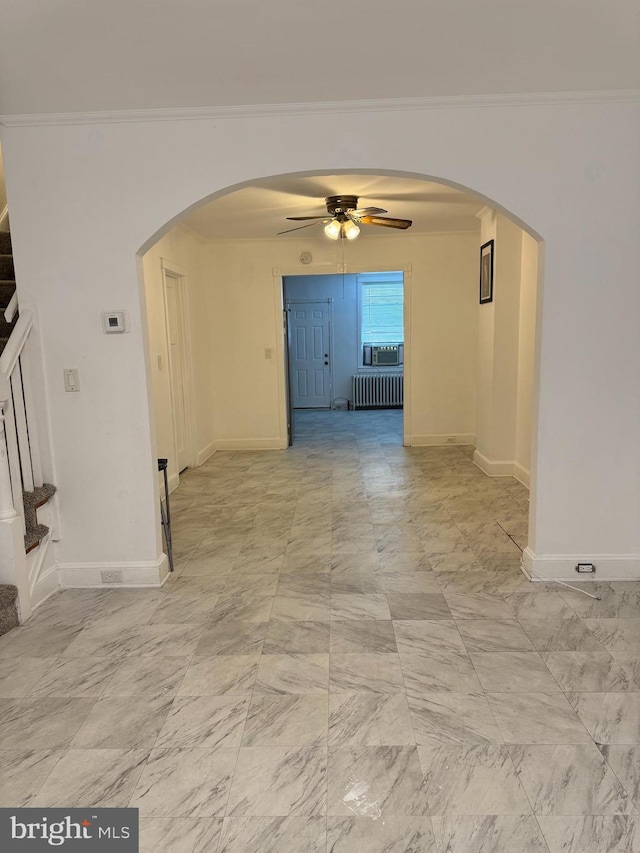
[479,239,494,304]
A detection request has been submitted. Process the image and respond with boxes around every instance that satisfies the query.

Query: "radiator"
[352,374,404,408]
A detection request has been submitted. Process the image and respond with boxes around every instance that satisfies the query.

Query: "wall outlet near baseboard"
[575,562,596,574]
[101,570,124,584]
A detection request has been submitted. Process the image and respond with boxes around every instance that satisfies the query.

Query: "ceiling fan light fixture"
[324,219,342,240]
[343,220,360,240]
[281,194,411,238]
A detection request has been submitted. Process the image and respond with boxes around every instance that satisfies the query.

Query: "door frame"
[285,297,334,415]
[160,258,198,480]
[273,264,411,447]
[282,307,292,446]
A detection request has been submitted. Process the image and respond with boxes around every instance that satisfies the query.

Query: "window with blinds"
[359,272,404,345]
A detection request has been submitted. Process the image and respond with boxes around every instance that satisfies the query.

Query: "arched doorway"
[138,169,543,575]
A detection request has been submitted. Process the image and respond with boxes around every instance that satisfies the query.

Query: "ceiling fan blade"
[360,215,413,230]
[286,215,330,221]
[277,221,323,235]
[351,207,387,217]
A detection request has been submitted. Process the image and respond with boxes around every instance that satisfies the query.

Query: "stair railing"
[0,305,47,621]
[4,292,18,324]
[0,308,44,531]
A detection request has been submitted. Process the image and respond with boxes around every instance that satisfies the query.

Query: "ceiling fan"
[277,195,412,239]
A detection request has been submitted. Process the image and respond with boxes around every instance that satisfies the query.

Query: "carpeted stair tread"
[23,484,56,552]
[24,483,57,510]
[0,603,19,635]
[25,523,49,553]
[0,232,11,254]
[0,584,18,608]
[0,584,19,636]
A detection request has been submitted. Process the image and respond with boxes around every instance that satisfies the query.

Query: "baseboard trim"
[57,555,169,588]
[197,443,216,465]
[473,449,515,477]
[522,546,640,582]
[513,462,531,489]
[409,433,476,447]
[213,437,285,451]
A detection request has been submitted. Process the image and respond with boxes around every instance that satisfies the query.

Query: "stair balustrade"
[0,310,44,515]
[0,306,50,621]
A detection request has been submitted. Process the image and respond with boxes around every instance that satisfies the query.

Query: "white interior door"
[288,302,331,408]
[165,276,189,472]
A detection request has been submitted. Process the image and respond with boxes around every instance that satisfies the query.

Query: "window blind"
[361,279,404,344]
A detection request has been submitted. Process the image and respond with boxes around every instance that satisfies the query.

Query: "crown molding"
[204,228,479,245]
[475,205,494,220]
[1,89,638,128]
[175,222,208,244]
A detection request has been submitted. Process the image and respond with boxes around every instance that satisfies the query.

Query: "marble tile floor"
[0,409,639,852]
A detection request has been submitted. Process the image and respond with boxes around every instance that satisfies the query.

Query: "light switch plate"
[64,368,80,392]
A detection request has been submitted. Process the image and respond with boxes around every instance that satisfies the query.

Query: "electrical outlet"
[101,570,124,584]
[575,562,596,574]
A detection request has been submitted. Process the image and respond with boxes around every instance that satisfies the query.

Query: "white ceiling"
[0,1,638,115]
[181,174,483,240]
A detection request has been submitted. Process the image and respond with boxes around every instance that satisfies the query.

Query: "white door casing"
[162,269,190,473]
[274,265,411,446]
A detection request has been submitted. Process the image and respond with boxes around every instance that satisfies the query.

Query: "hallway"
[0,410,639,852]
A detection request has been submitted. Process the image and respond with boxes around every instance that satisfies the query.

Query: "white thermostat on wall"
[102,311,128,333]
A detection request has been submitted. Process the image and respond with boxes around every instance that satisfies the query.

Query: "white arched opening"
[138,169,544,574]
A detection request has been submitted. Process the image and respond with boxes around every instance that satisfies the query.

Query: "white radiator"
[352,374,404,408]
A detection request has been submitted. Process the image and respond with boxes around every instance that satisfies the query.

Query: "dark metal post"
[157,458,174,572]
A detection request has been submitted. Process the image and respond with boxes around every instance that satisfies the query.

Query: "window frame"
[356,271,405,371]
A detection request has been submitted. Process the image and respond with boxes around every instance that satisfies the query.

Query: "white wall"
[491,216,523,463]
[207,232,478,448]
[142,225,215,489]
[515,232,539,483]
[475,212,538,485]
[1,95,638,582]
[476,209,497,461]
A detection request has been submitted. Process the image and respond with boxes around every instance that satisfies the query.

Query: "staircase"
[0,231,17,351]
[0,231,56,635]
[24,483,57,554]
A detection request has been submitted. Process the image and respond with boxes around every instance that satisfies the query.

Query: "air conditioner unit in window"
[372,344,401,366]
